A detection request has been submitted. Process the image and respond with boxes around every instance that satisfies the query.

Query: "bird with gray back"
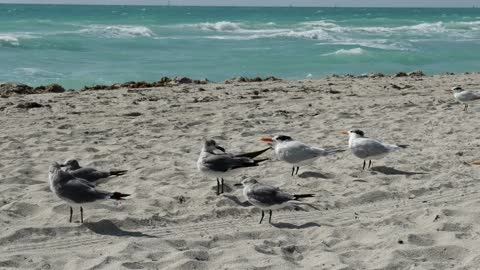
[450,86,480,112]
[343,129,408,170]
[63,159,127,184]
[49,162,130,223]
[241,178,315,224]
[197,139,270,195]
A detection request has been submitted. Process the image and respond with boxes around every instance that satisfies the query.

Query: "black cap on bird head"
[274,135,293,142]
[349,129,365,137]
[204,139,226,152]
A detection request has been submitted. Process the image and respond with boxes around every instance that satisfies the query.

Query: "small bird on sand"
[241,178,314,224]
[260,135,344,176]
[197,139,270,195]
[49,162,130,223]
[450,86,480,111]
[341,129,408,170]
[63,159,127,184]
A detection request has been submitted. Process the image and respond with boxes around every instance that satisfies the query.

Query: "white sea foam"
[14,67,64,78]
[323,48,365,56]
[193,21,244,32]
[79,25,155,38]
[0,35,20,46]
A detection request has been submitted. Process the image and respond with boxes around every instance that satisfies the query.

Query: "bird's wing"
[58,179,110,203]
[248,184,294,205]
[203,154,256,172]
[353,139,391,158]
[279,142,322,163]
[234,146,272,159]
[69,168,110,182]
[458,91,480,101]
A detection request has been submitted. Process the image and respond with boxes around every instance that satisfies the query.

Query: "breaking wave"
[78,25,155,38]
[323,48,365,56]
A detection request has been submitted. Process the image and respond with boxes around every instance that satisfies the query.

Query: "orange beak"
[340,131,349,135]
[470,161,480,165]
[260,137,274,142]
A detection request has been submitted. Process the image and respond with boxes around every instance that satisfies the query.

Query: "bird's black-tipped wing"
[234,147,272,159]
[203,154,259,172]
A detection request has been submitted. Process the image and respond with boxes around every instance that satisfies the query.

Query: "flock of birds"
[47,86,480,224]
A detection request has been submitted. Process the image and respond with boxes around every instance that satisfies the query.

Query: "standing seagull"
[63,159,127,184]
[260,135,345,176]
[341,129,408,170]
[197,140,269,195]
[49,162,130,223]
[241,178,314,224]
[450,86,480,111]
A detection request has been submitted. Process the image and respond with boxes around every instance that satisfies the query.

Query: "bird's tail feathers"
[110,192,130,200]
[293,194,315,200]
[396,144,409,149]
[110,170,128,176]
[253,158,269,164]
[319,147,347,156]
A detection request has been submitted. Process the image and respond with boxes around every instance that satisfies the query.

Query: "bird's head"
[203,139,226,153]
[241,178,258,187]
[260,135,293,144]
[63,159,81,170]
[341,129,365,138]
[450,86,463,93]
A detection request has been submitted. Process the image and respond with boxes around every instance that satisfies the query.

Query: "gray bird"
[63,159,127,184]
[197,140,270,195]
[342,129,408,170]
[49,162,130,223]
[450,86,480,111]
[241,178,314,224]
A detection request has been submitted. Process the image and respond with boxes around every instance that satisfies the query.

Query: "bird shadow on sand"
[371,166,428,176]
[298,171,332,179]
[83,220,157,238]
[270,222,324,229]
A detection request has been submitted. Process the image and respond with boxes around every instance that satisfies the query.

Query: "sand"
[1,72,480,270]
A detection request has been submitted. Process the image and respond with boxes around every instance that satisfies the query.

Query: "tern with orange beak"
[197,139,270,195]
[449,86,480,111]
[342,129,408,170]
[260,135,345,176]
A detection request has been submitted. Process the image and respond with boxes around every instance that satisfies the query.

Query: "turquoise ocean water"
[1,4,480,89]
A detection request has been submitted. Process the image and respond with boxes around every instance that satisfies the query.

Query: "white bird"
[342,129,408,170]
[241,178,314,224]
[260,135,345,176]
[49,162,130,223]
[450,86,480,111]
[197,140,270,195]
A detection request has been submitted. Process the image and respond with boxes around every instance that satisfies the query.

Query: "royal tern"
[260,135,345,176]
[63,159,127,184]
[49,162,130,223]
[197,140,270,195]
[341,129,408,170]
[241,178,314,224]
[450,86,480,111]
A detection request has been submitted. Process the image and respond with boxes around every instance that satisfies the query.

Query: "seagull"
[49,162,130,223]
[260,135,345,176]
[63,159,127,184]
[197,140,270,195]
[241,178,314,224]
[450,86,480,111]
[341,129,408,170]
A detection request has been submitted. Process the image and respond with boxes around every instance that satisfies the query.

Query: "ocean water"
[1,4,480,89]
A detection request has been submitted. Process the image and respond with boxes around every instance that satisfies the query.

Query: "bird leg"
[269,210,272,223]
[216,178,220,195]
[363,160,366,170]
[80,206,84,223]
[465,104,469,112]
[259,210,265,224]
[368,160,373,169]
[221,178,224,194]
[291,167,295,176]
[69,206,73,223]
[295,166,300,175]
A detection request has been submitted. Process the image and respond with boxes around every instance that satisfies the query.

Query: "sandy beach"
[1,72,480,269]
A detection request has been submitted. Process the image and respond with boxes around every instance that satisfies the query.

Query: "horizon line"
[0,2,477,8]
